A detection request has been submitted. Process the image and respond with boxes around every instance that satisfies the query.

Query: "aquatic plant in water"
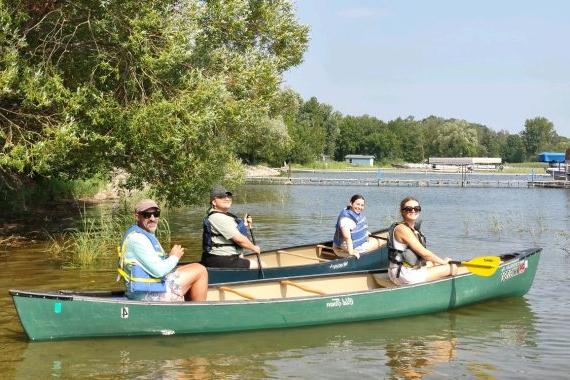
[47,202,171,268]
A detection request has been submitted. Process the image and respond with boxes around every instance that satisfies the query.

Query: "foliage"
[286,96,340,163]
[502,134,526,163]
[0,0,309,206]
[48,201,171,267]
[521,117,558,158]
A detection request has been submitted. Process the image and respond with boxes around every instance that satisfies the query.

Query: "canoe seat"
[316,244,339,260]
[277,250,327,262]
[372,274,396,288]
[218,286,256,300]
[281,280,327,296]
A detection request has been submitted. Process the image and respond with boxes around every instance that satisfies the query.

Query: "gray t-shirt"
[208,212,243,256]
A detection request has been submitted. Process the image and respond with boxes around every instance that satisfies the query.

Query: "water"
[1,180,569,379]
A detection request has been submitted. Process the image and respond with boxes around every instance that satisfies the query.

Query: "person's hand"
[443,257,452,264]
[170,244,184,259]
[251,245,261,255]
[352,251,361,259]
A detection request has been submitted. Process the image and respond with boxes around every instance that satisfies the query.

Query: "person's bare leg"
[425,263,469,282]
[425,264,453,282]
[176,263,208,301]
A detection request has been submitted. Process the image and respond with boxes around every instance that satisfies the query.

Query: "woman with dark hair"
[332,194,382,258]
[386,197,468,285]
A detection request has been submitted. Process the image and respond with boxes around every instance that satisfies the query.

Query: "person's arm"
[211,213,261,254]
[231,233,261,254]
[127,234,180,278]
[395,226,448,265]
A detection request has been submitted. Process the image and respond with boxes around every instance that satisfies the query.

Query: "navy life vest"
[202,210,249,256]
[117,224,167,293]
[333,208,369,249]
[387,222,427,278]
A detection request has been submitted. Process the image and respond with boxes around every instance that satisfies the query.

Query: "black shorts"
[201,254,251,269]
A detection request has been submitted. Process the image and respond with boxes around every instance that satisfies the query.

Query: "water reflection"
[16,298,535,379]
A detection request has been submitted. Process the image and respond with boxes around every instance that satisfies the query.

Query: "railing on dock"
[245,177,534,188]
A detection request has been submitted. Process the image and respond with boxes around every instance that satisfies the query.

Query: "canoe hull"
[11,248,540,341]
[206,230,390,284]
[207,244,389,284]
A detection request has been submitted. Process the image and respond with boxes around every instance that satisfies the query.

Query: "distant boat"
[205,229,390,284]
[11,248,541,341]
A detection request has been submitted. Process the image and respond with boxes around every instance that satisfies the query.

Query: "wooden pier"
[246,177,534,188]
[528,180,570,189]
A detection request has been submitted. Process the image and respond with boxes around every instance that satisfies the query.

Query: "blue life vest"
[387,222,427,277]
[202,210,249,256]
[333,208,369,249]
[117,224,167,293]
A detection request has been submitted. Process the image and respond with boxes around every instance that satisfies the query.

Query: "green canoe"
[10,248,541,341]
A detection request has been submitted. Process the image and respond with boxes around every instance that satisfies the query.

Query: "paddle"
[449,256,501,277]
[246,214,264,279]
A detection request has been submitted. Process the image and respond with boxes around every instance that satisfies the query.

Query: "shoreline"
[281,167,550,177]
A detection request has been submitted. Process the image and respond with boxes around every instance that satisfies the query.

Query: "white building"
[345,155,375,167]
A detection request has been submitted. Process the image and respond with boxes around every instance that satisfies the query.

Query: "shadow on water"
[14,298,536,379]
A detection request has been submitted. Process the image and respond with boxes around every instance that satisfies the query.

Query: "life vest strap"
[117,267,163,283]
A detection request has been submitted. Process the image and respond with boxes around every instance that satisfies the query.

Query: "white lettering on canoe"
[120,306,129,319]
[330,261,349,270]
[500,260,528,282]
[326,297,354,308]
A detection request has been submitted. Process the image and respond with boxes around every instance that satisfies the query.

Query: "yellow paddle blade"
[461,256,501,277]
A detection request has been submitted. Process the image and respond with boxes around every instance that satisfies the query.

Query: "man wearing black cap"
[201,186,262,268]
[118,199,208,301]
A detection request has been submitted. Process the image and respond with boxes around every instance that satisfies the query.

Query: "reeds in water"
[48,202,171,267]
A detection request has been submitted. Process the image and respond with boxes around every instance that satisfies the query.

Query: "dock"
[246,177,536,188]
[528,180,570,189]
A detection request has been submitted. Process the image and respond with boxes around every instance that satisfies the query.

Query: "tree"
[502,134,526,163]
[0,0,309,205]
[428,120,479,157]
[335,115,383,160]
[287,97,340,163]
[521,117,557,158]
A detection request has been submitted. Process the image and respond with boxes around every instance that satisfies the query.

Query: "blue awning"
[537,152,565,163]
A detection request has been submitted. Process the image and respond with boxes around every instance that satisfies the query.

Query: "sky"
[284,0,570,138]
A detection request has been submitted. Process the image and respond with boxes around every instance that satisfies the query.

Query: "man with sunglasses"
[201,186,262,268]
[118,199,208,301]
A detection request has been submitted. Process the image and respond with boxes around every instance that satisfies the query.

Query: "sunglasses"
[215,194,232,199]
[140,210,161,218]
[402,206,422,213]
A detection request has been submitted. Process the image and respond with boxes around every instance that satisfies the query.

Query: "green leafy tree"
[0,0,308,205]
[335,115,383,160]
[502,134,526,163]
[521,117,557,158]
[428,119,479,157]
[287,97,339,163]
[387,117,424,162]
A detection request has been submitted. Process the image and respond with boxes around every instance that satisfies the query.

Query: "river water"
[1,176,569,379]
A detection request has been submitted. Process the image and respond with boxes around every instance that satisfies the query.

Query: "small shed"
[345,154,375,167]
